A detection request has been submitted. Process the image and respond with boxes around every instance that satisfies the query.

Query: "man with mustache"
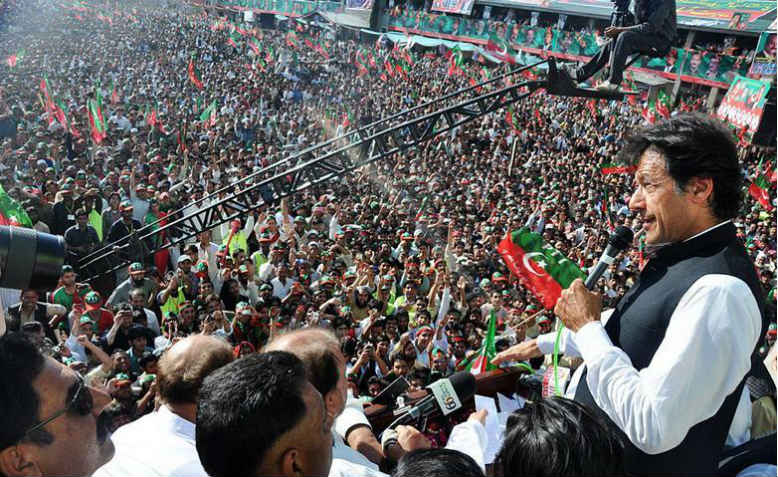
[0,332,115,476]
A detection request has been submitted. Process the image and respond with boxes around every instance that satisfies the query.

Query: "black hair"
[618,113,742,220]
[196,351,309,477]
[497,397,625,477]
[0,333,53,450]
[394,448,485,477]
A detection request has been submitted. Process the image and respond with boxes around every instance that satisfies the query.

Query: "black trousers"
[577,30,670,85]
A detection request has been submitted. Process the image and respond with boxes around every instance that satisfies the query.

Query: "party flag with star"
[498,228,586,309]
[462,310,498,375]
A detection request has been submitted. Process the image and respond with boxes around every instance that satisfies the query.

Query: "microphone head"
[608,226,634,252]
[446,371,477,401]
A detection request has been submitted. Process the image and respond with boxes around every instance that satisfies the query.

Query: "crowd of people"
[0,0,775,474]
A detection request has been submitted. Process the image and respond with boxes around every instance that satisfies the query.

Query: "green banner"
[387,9,751,87]
[716,75,770,142]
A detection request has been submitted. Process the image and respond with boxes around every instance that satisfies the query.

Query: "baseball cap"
[128,262,145,274]
[84,291,102,311]
[177,255,192,264]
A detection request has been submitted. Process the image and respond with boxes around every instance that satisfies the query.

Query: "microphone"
[385,372,476,431]
[584,226,634,290]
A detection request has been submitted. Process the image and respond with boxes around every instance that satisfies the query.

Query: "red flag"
[498,228,586,310]
[188,58,204,90]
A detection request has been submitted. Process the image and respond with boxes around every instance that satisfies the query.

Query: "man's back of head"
[497,397,625,477]
[157,334,234,409]
[265,329,344,415]
[394,449,485,477]
[196,351,333,477]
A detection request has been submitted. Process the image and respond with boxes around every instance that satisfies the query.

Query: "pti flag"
[0,184,32,227]
[463,310,497,375]
[498,227,586,310]
[717,75,770,144]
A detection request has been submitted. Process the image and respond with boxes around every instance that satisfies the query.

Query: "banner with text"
[716,75,770,143]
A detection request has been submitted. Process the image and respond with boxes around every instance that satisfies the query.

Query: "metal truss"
[80,61,549,278]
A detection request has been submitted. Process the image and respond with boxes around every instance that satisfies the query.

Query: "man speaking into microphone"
[494,114,766,476]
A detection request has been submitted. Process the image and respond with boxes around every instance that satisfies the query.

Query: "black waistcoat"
[575,222,767,476]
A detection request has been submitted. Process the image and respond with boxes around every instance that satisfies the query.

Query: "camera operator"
[565,0,676,91]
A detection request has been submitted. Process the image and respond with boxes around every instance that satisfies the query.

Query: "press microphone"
[384,371,477,431]
[584,226,634,290]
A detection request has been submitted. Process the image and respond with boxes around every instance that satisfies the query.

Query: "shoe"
[596,81,620,92]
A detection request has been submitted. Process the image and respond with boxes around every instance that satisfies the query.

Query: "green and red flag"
[600,162,636,175]
[656,89,672,118]
[642,95,658,124]
[384,58,394,77]
[188,57,204,90]
[285,31,299,49]
[0,184,32,227]
[749,159,774,210]
[87,98,107,143]
[199,100,217,126]
[6,50,24,68]
[341,109,354,128]
[248,37,262,55]
[498,228,586,310]
[110,79,119,104]
[485,34,517,64]
[227,33,240,48]
[601,189,614,231]
[463,310,498,375]
[505,106,519,131]
[446,46,464,76]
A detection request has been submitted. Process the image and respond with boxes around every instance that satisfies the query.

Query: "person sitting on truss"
[564,0,677,92]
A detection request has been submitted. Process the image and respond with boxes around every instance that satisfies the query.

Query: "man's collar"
[654,220,736,263]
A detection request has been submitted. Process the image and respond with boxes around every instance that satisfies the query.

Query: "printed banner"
[387,9,751,87]
[749,31,777,78]
[431,0,474,15]
[716,75,770,143]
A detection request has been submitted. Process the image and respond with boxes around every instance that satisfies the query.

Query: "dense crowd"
[0,0,775,445]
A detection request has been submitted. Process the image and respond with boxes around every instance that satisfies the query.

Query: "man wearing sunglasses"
[0,333,115,476]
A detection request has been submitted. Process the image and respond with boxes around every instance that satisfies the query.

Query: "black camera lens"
[0,226,65,291]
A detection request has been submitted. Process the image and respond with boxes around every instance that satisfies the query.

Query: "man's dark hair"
[196,351,309,477]
[394,449,485,477]
[618,113,742,220]
[497,397,625,477]
[0,333,53,450]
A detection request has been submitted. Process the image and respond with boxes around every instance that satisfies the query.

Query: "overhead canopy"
[477,0,776,34]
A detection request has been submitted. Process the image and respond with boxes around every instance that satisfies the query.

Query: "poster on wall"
[749,31,776,78]
[431,0,475,16]
[716,75,770,143]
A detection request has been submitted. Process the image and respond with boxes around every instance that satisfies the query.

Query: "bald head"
[157,335,233,405]
[266,329,344,409]
[266,328,340,356]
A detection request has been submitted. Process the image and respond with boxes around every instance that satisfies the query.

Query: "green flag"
[463,310,497,375]
[0,184,32,227]
[498,228,586,309]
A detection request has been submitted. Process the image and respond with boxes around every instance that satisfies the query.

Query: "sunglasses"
[25,374,92,437]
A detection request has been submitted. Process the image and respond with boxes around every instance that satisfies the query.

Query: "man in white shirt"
[494,115,766,476]
[266,328,488,476]
[94,335,234,477]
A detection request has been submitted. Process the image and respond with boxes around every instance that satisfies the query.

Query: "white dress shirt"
[94,405,207,477]
[537,273,760,455]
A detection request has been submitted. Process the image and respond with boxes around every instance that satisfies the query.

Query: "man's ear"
[0,445,42,477]
[280,447,302,477]
[323,390,339,422]
[684,176,714,206]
